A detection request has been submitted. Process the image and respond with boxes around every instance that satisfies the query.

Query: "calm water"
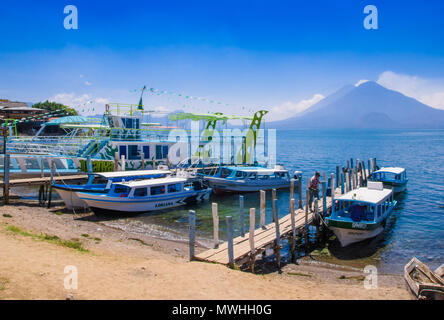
[14,129,444,274]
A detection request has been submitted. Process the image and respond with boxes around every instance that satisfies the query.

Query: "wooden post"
[153,158,156,170]
[336,166,340,188]
[298,177,303,209]
[369,158,373,176]
[226,216,234,269]
[361,161,367,185]
[260,190,266,229]
[272,188,277,222]
[212,203,219,249]
[189,210,196,261]
[120,155,125,171]
[141,154,145,170]
[47,159,55,208]
[305,189,309,251]
[347,160,350,170]
[3,154,10,205]
[341,172,345,194]
[114,153,119,171]
[290,198,296,262]
[290,178,295,206]
[249,208,256,273]
[40,158,44,178]
[314,198,319,242]
[322,181,327,215]
[330,173,335,215]
[239,195,245,237]
[350,158,354,169]
[273,199,281,270]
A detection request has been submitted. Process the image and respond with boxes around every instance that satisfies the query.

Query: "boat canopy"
[60,124,109,130]
[373,167,405,175]
[336,186,393,205]
[116,177,187,188]
[44,116,92,126]
[225,166,287,173]
[94,170,171,179]
[168,112,254,122]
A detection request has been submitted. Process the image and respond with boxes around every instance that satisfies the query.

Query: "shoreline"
[0,199,411,300]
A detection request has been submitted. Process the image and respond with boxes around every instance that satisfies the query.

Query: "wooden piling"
[341,172,345,194]
[330,173,335,215]
[314,198,320,242]
[350,158,354,169]
[249,208,256,273]
[120,155,125,171]
[239,195,245,237]
[322,181,327,215]
[260,190,266,228]
[290,198,296,261]
[3,154,10,205]
[361,161,367,185]
[273,199,281,269]
[272,188,277,222]
[212,203,219,249]
[47,160,55,208]
[141,154,145,170]
[226,216,234,269]
[290,178,295,205]
[298,177,303,209]
[305,189,309,251]
[336,166,340,188]
[189,210,196,261]
[40,158,44,178]
[114,153,119,171]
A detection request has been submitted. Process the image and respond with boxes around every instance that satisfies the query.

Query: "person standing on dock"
[308,171,321,212]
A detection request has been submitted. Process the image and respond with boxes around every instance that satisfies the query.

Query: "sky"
[1,0,444,120]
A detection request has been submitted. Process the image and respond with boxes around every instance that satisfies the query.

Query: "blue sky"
[1,0,444,119]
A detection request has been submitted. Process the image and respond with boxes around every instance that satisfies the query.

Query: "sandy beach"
[0,199,411,300]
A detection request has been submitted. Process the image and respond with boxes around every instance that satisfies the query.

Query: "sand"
[0,201,411,300]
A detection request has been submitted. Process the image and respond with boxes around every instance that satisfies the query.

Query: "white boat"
[325,181,397,247]
[53,169,171,210]
[204,165,295,194]
[75,177,211,214]
[371,167,408,193]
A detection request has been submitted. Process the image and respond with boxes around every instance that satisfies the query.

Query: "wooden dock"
[0,174,87,188]
[191,158,376,272]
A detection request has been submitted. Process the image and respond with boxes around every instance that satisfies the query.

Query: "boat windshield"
[114,185,130,197]
[337,201,375,222]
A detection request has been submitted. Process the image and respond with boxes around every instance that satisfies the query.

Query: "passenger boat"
[404,257,444,300]
[371,167,408,193]
[325,181,397,247]
[53,169,171,209]
[203,165,295,194]
[75,177,212,214]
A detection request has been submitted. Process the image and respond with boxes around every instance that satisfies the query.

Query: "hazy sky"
[1,0,444,120]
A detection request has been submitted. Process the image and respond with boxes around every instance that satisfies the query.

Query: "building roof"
[116,177,187,188]
[373,167,406,175]
[0,101,29,109]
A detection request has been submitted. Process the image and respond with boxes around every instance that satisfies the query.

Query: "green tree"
[33,100,78,116]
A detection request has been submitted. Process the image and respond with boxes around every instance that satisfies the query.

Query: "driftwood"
[404,257,444,300]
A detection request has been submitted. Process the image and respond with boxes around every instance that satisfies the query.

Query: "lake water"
[13,129,444,274]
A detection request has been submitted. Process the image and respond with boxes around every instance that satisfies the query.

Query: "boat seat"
[350,205,366,222]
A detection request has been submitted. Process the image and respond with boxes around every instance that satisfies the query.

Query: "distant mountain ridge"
[267,81,444,129]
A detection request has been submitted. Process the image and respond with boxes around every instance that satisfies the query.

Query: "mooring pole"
[260,190,266,229]
[341,172,345,194]
[226,216,234,269]
[212,203,219,249]
[249,208,256,273]
[290,198,296,262]
[330,173,335,215]
[189,210,196,261]
[3,154,10,205]
[239,195,245,237]
[273,199,281,270]
[322,181,327,215]
[47,159,55,208]
[272,188,277,222]
[298,177,303,209]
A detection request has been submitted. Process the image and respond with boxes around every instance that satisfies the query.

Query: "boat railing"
[0,154,83,175]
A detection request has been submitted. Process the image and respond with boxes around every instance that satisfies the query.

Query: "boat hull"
[329,225,384,247]
[76,189,211,214]
[53,187,88,210]
[206,177,291,193]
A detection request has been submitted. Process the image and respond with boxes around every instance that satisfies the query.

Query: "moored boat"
[371,167,408,193]
[53,169,171,209]
[325,181,397,247]
[75,177,211,214]
[203,165,296,194]
[404,257,444,300]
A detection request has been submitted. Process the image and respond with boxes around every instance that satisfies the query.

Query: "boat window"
[168,183,182,193]
[248,172,257,179]
[258,174,270,180]
[150,185,165,195]
[119,145,127,158]
[377,205,382,218]
[134,187,147,197]
[235,171,246,178]
[91,176,108,185]
[128,145,139,160]
[114,185,130,197]
[142,145,150,159]
[221,168,232,178]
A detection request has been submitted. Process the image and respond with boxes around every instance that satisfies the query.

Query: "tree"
[33,100,78,116]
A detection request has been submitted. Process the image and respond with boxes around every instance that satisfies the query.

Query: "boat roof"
[116,177,187,188]
[373,167,405,175]
[94,170,170,179]
[336,185,393,204]
[224,166,287,173]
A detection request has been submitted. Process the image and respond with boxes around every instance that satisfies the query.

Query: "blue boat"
[325,181,397,247]
[371,167,408,193]
[53,169,171,209]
